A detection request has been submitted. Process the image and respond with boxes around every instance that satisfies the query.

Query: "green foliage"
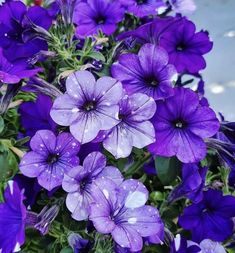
[155,156,181,185]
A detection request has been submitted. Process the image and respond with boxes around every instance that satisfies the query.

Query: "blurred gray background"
[189,0,235,121]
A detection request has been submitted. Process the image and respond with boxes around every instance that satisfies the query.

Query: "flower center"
[176,42,186,51]
[46,154,59,164]
[173,119,187,129]
[79,176,92,192]
[144,76,159,87]
[82,101,96,112]
[95,15,106,25]
[137,0,148,4]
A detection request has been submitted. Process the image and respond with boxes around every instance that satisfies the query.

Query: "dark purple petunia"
[118,16,213,74]
[73,0,124,38]
[117,16,177,44]
[207,133,235,172]
[19,94,57,137]
[168,163,207,203]
[50,70,123,144]
[220,120,235,143]
[0,48,41,84]
[68,233,91,253]
[179,189,235,242]
[0,181,26,253]
[120,0,166,18]
[90,178,164,252]
[102,93,156,158]
[159,17,213,74]
[63,151,123,221]
[0,1,52,61]
[13,174,41,207]
[19,130,80,191]
[111,43,176,101]
[148,87,220,163]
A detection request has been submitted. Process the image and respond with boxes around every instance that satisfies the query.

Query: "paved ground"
[188,0,235,120]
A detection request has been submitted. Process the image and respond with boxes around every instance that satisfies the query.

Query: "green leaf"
[0,150,18,181]
[0,116,4,134]
[154,156,181,185]
[87,51,106,62]
[60,248,73,253]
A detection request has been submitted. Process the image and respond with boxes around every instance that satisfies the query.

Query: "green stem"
[125,153,151,177]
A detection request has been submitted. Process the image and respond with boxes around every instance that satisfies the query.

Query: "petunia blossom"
[62,151,123,221]
[50,70,123,144]
[0,48,41,84]
[19,130,80,191]
[179,189,235,242]
[19,94,57,137]
[170,0,196,15]
[0,1,52,61]
[0,181,26,253]
[168,163,207,203]
[90,178,164,252]
[111,43,176,101]
[103,93,156,158]
[148,87,220,163]
[73,0,124,38]
[117,16,213,74]
[120,0,166,18]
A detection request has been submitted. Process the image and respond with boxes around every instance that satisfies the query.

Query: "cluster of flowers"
[0,0,235,252]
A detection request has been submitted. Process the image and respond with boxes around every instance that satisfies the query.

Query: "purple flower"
[102,93,156,158]
[148,87,220,163]
[73,0,124,38]
[206,133,235,171]
[13,174,41,207]
[62,151,123,221]
[159,17,213,74]
[170,234,201,253]
[90,178,164,252]
[198,239,226,253]
[111,43,176,101]
[117,16,177,44]
[0,181,26,253]
[170,0,196,15]
[120,0,166,18]
[118,17,213,74]
[68,233,91,253]
[220,120,235,143]
[0,48,41,84]
[168,163,207,203]
[0,1,52,62]
[179,189,235,242]
[19,94,57,137]
[50,70,123,144]
[19,130,80,191]
[171,235,227,253]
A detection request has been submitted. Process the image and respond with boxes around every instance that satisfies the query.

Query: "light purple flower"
[50,70,123,144]
[90,178,164,252]
[103,93,156,158]
[111,43,176,100]
[120,0,166,17]
[149,87,220,163]
[170,0,196,15]
[62,151,123,221]
[73,0,124,38]
[0,181,26,253]
[0,48,41,84]
[19,130,80,191]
